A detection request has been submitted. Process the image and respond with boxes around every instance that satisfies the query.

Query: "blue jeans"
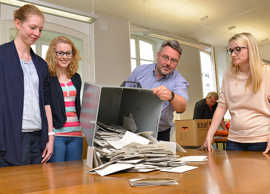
[226,140,267,151]
[50,136,83,162]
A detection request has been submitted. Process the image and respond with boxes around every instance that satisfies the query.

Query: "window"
[130,39,137,71]
[130,37,154,71]
[41,44,49,59]
[31,45,37,53]
[9,28,83,75]
[200,51,217,97]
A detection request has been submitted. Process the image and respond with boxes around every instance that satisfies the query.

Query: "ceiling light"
[200,16,208,22]
[227,26,236,31]
[0,0,96,23]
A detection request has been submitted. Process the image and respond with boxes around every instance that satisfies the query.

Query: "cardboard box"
[80,83,163,167]
[175,119,211,147]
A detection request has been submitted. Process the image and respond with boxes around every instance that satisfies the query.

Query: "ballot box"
[80,83,163,167]
[175,119,211,147]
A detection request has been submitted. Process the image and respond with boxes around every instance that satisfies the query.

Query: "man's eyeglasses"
[161,55,179,64]
[55,51,73,58]
[227,47,247,55]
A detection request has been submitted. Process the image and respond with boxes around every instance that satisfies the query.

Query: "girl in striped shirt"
[46,36,83,162]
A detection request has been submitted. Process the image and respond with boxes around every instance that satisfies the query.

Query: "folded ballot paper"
[107,131,150,149]
[89,122,206,176]
[129,177,178,187]
[94,163,135,176]
[160,165,198,173]
[179,156,208,162]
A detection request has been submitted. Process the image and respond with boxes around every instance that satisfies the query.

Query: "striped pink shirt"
[54,80,82,136]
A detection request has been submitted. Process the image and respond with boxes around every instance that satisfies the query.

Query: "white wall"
[94,12,131,86]
[177,45,202,119]
[260,44,270,62]
[215,47,230,91]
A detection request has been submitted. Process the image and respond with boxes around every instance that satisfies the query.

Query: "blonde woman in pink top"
[203,32,270,153]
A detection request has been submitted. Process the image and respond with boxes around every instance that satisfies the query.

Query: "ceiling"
[41,0,270,47]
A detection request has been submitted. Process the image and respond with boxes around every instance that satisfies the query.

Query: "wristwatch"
[169,91,175,102]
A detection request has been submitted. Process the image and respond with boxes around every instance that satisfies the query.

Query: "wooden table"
[1,150,270,194]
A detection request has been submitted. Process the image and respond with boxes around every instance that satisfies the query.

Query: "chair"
[214,130,228,150]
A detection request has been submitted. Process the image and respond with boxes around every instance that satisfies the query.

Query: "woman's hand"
[41,135,54,163]
[200,134,214,152]
[263,135,270,154]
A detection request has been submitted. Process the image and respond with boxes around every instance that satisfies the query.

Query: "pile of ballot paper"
[88,122,207,176]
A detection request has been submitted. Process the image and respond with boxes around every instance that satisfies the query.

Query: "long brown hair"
[46,36,81,78]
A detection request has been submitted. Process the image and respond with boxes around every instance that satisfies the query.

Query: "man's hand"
[153,85,187,113]
[41,135,54,163]
[152,85,173,101]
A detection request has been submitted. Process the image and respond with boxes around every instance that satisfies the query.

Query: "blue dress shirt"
[127,63,189,132]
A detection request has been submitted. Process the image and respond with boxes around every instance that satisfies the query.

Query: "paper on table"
[161,165,198,173]
[179,156,208,162]
[95,163,135,176]
[107,131,150,149]
[129,177,178,187]
[128,168,157,173]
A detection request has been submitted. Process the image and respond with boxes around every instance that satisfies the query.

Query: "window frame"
[199,49,217,97]
[130,35,155,71]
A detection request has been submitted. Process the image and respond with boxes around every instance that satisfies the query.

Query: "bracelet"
[169,91,175,102]
[48,132,55,136]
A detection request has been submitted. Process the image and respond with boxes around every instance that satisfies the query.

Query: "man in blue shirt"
[127,40,189,141]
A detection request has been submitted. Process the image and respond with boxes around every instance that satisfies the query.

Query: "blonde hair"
[14,4,44,22]
[229,32,264,93]
[46,36,80,78]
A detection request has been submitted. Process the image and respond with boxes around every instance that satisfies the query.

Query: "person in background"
[46,36,83,162]
[127,40,189,141]
[203,32,270,153]
[0,4,54,167]
[193,92,228,130]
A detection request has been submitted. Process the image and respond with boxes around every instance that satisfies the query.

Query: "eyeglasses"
[227,47,247,55]
[161,55,179,64]
[55,51,73,58]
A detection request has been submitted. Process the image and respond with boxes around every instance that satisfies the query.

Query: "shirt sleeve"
[43,65,50,106]
[127,67,138,82]
[217,78,228,108]
[173,75,189,101]
[126,67,140,87]
[0,58,5,151]
[193,101,201,119]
